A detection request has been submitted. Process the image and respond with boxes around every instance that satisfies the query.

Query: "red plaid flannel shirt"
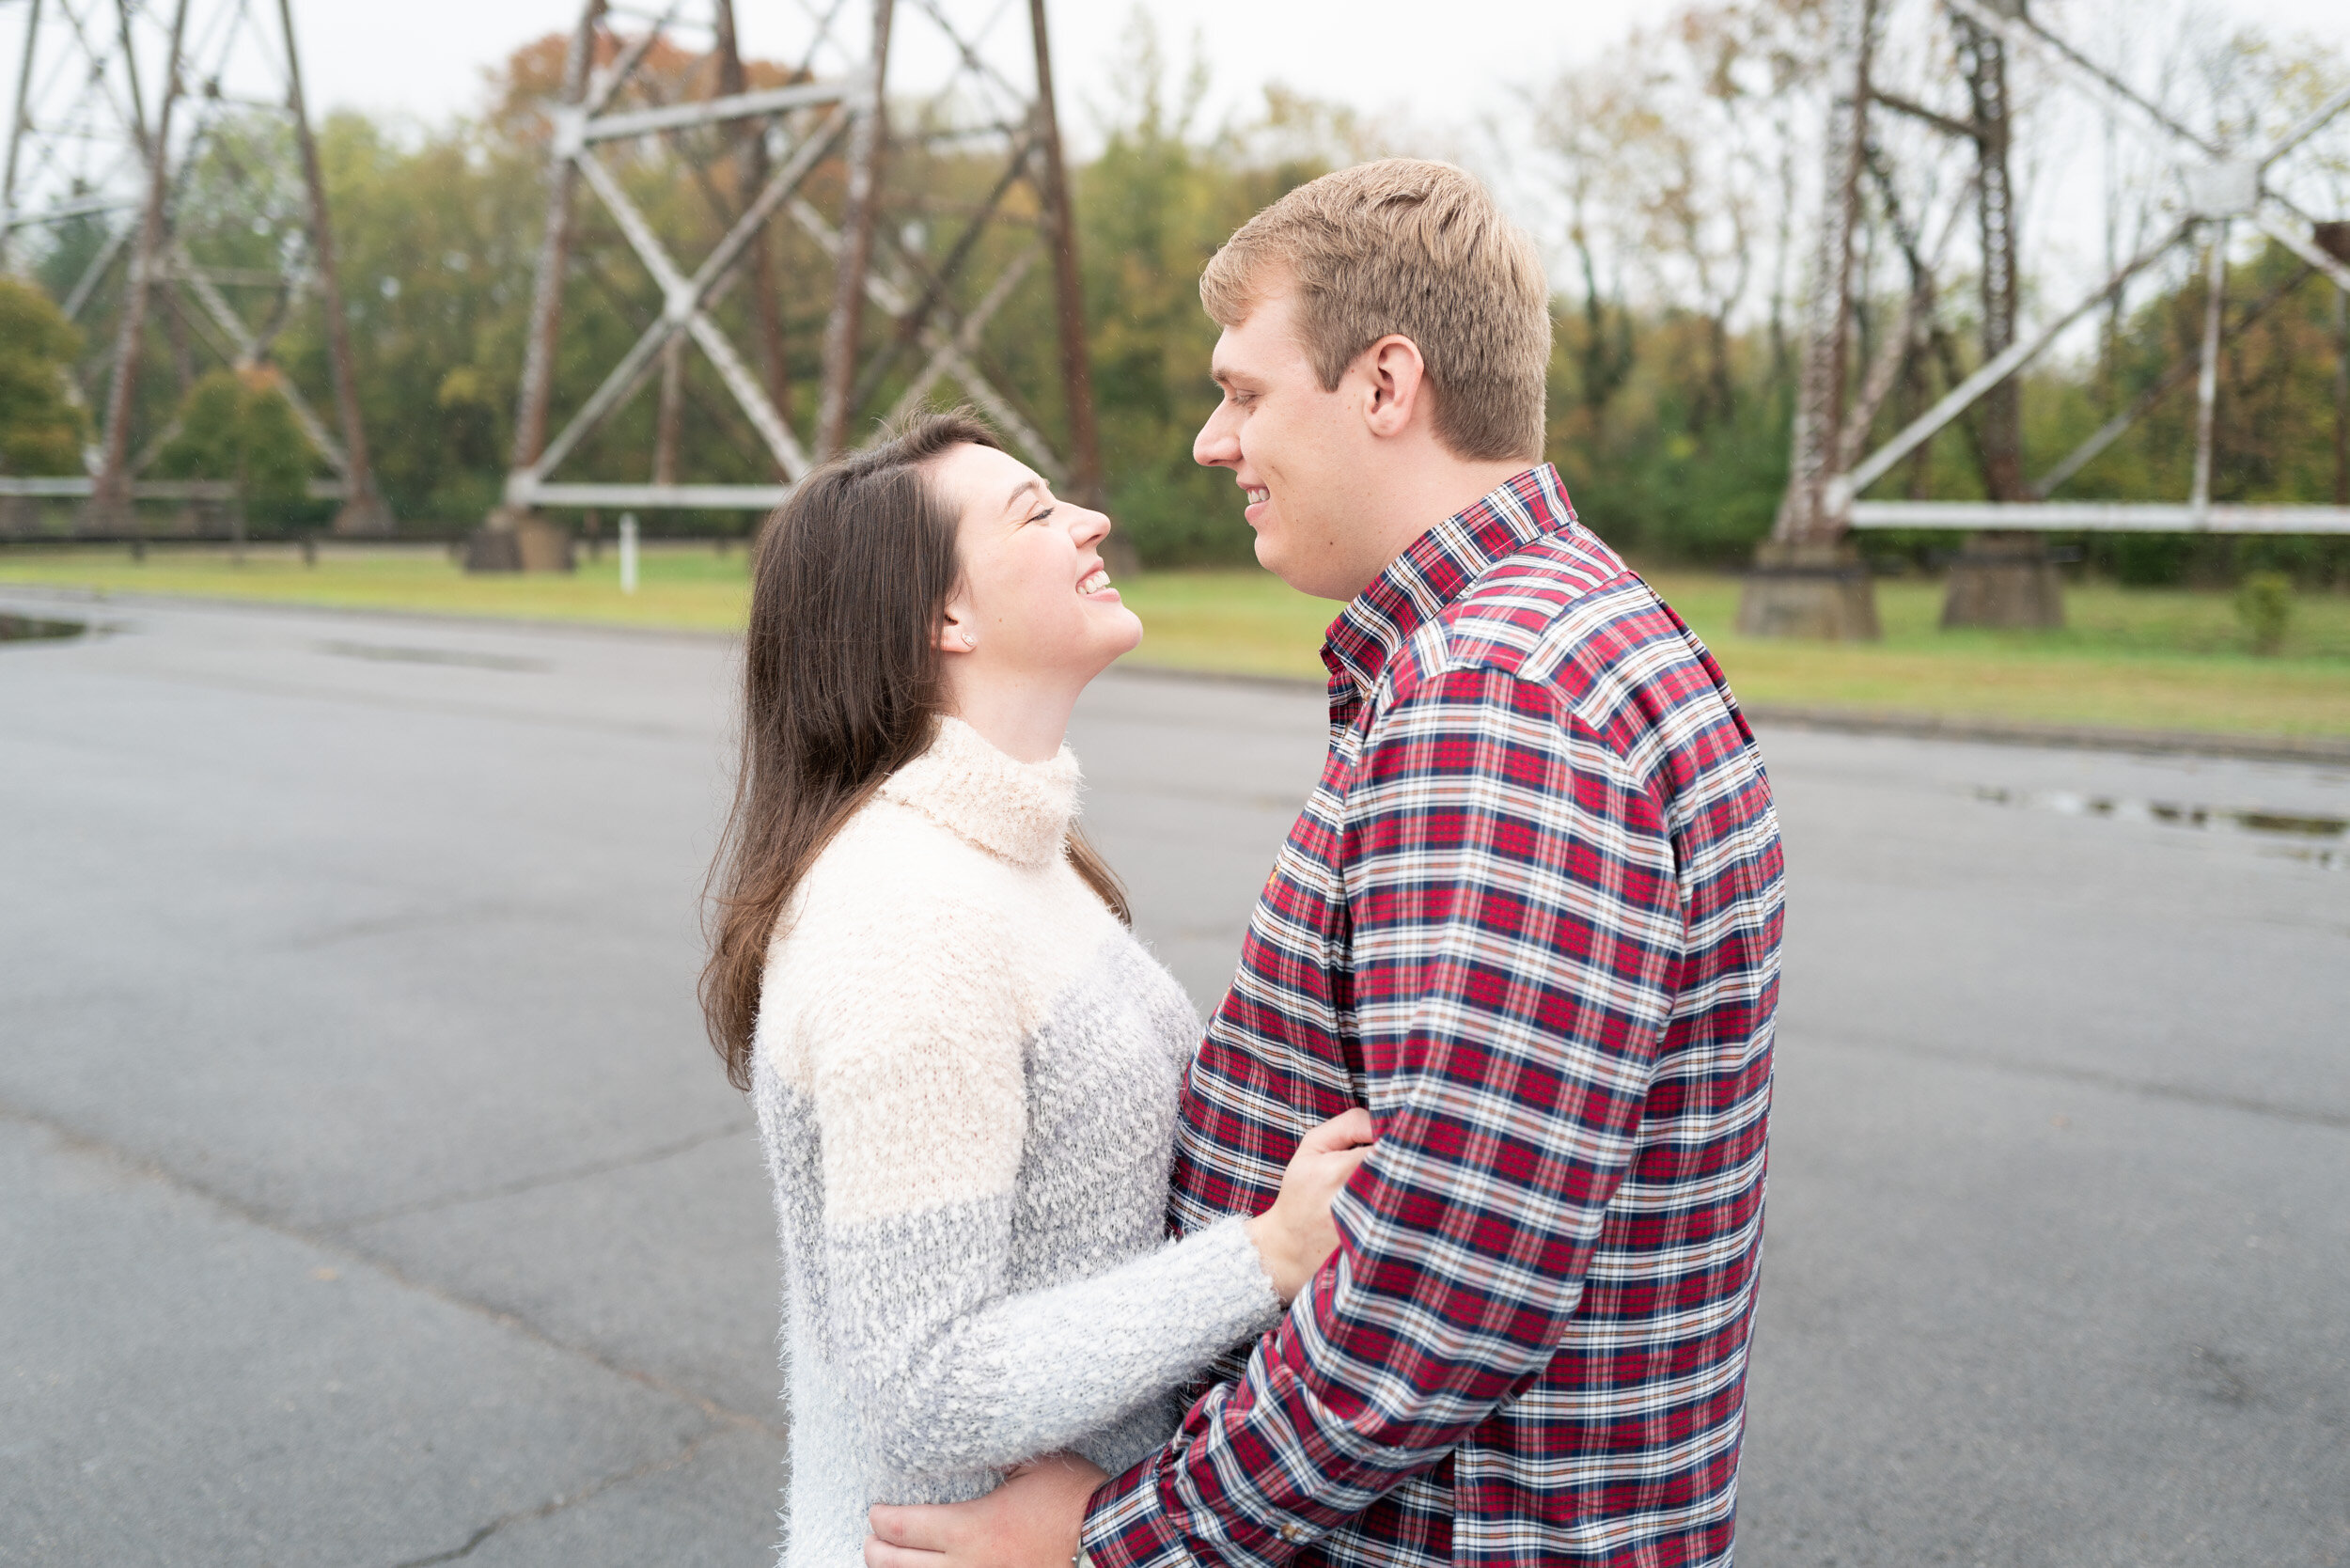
[1083,466,1784,1568]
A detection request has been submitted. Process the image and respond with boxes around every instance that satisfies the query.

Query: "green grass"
[0,540,752,632]
[6,541,2347,739]
[1125,568,2350,740]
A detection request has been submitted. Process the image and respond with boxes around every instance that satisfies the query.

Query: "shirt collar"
[877,714,1081,868]
[1322,463,1578,701]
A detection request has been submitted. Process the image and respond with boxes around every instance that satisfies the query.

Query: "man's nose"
[1194,403,1237,469]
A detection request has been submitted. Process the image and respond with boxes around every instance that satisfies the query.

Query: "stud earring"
[962,629,977,650]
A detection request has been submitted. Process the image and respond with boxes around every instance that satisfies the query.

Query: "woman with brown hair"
[701,411,1367,1565]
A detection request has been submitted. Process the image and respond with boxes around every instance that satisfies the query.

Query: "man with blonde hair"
[869,159,1784,1568]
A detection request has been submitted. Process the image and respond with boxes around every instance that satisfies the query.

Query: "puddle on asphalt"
[318,639,549,673]
[1976,786,2349,869]
[0,612,86,645]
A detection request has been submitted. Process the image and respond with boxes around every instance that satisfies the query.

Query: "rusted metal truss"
[495,0,1100,521]
[0,0,388,531]
[1779,0,2350,541]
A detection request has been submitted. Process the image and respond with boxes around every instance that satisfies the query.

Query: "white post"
[619,511,639,594]
[2192,222,2227,522]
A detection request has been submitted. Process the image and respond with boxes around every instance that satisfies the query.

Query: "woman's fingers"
[1298,1106,1375,1155]
[868,1504,948,1552]
[864,1536,947,1568]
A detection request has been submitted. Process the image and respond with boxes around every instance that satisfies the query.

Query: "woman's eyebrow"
[1004,478,1044,514]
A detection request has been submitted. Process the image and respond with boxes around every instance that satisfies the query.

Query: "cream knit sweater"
[749,716,1283,1566]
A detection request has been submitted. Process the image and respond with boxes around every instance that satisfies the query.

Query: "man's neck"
[1341,456,1540,601]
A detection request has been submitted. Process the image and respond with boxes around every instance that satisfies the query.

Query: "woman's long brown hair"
[701,410,1130,1091]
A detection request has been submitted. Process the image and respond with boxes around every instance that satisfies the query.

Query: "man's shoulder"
[1390,525,1711,717]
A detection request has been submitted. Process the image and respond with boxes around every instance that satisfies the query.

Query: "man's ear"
[1360,334,1428,441]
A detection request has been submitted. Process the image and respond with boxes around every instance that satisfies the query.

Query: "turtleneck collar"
[876,714,1081,868]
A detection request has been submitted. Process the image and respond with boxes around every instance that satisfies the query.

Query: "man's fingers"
[863,1533,947,1568]
[869,1502,954,1553]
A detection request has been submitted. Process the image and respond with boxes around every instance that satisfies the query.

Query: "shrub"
[2234,571,2292,655]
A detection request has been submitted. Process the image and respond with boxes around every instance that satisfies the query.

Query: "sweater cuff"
[1190,1215,1285,1346]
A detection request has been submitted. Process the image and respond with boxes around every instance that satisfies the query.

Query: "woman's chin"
[1074,619,1145,682]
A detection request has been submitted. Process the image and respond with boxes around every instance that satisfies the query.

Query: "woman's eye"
[1027,506,1056,525]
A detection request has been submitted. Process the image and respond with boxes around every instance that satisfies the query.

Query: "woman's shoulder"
[761,800,994,975]
[753,798,1037,1060]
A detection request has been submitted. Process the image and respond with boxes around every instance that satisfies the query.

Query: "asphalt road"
[3,591,2343,1567]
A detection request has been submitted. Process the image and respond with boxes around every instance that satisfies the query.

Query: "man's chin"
[1252,530,1340,600]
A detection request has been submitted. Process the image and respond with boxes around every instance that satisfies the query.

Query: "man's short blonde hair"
[1200,159,1552,463]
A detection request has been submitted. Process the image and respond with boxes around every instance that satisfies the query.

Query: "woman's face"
[929,441,1141,682]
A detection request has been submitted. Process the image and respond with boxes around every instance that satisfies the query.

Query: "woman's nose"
[1071,504,1112,547]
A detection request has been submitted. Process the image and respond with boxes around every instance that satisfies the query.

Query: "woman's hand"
[1245,1108,1375,1302]
[866,1452,1106,1568]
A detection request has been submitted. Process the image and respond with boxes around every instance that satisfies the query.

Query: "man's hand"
[865,1452,1108,1568]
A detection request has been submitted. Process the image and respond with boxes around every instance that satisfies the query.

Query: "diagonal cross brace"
[1940,0,2217,160]
[886,239,1038,425]
[789,193,1064,484]
[1841,216,2195,501]
[2260,82,2350,171]
[173,247,350,477]
[2257,197,2350,295]
[524,103,851,491]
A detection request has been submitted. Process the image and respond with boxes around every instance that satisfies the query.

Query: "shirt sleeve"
[1082,665,1687,1567]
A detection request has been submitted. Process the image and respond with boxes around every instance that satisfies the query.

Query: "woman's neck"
[940,667,1085,764]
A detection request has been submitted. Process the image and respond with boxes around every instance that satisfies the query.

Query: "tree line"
[2,2,2346,587]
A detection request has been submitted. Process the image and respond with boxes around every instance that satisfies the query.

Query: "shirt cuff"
[1080,1460,1192,1568]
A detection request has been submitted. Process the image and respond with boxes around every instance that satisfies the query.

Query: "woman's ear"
[936,591,978,654]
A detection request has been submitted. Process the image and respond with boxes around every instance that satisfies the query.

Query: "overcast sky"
[289,0,2350,141]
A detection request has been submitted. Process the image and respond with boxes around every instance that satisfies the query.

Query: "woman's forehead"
[932,441,1042,517]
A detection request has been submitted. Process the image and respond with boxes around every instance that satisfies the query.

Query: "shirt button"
[1280,1523,1308,1543]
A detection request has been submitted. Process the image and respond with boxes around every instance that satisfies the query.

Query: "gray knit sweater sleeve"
[755,722,1290,1540]
[784,872,1283,1485]
[827,1208,1275,1479]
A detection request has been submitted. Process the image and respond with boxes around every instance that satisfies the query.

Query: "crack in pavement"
[382,1429,733,1568]
[0,1097,788,1443]
[335,1118,757,1231]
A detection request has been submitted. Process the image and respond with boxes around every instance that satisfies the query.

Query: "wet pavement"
[2,591,2343,1566]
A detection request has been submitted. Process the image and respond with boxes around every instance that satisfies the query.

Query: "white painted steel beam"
[1849,501,2350,533]
[577,81,855,145]
[511,480,794,510]
[1,191,137,231]
[2259,82,2350,171]
[0,477,350,500]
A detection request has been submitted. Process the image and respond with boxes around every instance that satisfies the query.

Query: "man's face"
[1194,283,1375,600]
